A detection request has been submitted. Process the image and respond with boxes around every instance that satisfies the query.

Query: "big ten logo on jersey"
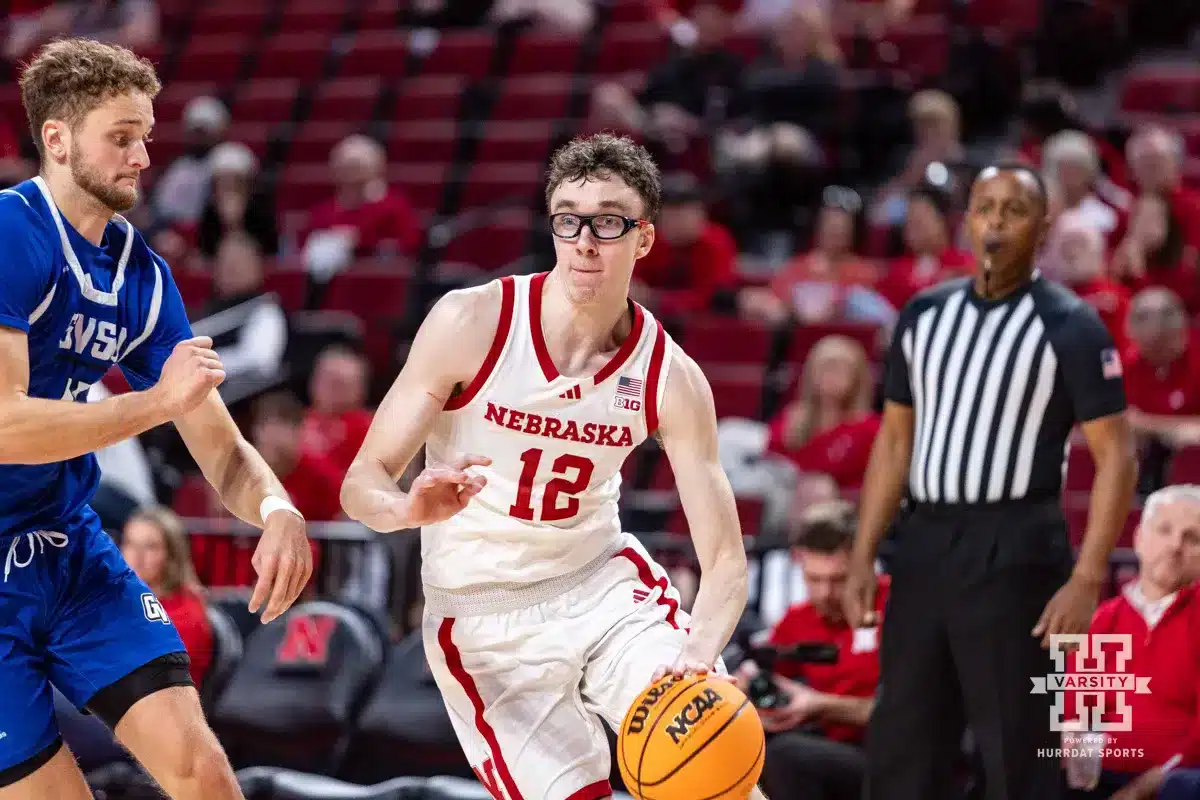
[612,374,643,413]
[58,313,127,364]
[140,592,172,625]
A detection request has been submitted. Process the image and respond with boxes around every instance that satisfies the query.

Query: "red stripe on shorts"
[615,546,681,629]
[565,780,613,800]
[437,618,526,800]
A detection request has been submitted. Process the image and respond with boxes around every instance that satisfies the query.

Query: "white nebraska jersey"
[422,272,674,591]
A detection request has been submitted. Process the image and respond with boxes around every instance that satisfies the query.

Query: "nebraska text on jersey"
[484,402,635,447]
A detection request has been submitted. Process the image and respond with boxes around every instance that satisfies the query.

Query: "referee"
[844,164,1138,800]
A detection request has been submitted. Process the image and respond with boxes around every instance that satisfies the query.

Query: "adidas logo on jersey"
[559,384,581,401]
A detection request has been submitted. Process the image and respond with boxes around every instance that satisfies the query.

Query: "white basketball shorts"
[423,533,701,800]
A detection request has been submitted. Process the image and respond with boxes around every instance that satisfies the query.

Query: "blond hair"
[19,38,161,159]
[126,506,201,595]
[788,335,874,446]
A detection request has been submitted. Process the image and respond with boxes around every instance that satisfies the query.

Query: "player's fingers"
[183,335,214,349]
[422,468,470,485]
[1032,605,1051,637]
[651,666,668,683]
[249,552,277,615]
[452,454,493,470]
[263,553,296,623]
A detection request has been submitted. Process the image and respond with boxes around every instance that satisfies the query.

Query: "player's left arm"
[656,349,749,670]
[124,255,310,622]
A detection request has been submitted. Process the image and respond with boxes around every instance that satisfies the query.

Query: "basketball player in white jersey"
[341,134,765,800]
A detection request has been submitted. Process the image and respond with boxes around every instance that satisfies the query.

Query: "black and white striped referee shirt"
[884,275,1127,505]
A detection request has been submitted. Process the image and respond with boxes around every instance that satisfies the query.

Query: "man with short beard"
[0,38,312,799]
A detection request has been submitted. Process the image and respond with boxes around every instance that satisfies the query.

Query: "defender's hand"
[402,454,491,527]
[249,510,312,623]
[842,555,879,628]
[153,337,225,418]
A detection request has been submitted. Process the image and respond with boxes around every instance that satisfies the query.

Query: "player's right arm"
[0,196,220,464]
[340,282,500,532]
[0,329,221,464]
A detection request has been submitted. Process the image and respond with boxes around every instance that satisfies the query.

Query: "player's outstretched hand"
[153,336,225,418]
[249,509,312,624]
[401,454,492,527]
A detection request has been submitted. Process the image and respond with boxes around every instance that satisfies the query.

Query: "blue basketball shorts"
[0,510,189,775]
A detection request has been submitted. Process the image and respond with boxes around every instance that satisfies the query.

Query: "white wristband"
[260,495,303,524]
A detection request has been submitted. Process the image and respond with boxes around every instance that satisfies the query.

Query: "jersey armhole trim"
[644,319,668,436]
[444,276,516,411]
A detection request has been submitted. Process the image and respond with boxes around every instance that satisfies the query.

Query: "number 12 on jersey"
[509,448,595,522]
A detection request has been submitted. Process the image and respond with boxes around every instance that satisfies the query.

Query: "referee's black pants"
[865,500,1073,800]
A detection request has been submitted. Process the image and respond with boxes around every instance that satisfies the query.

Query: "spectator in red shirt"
[1063,485,1200,799]
[1113,190,1200,313]
[767,334,880,491]
[1124,125,1200,251]
[631,173,736,317]
[735,500,883,800]
[301,345,374,476]
[741,187,891,326]
[1122,288,1200,447]
[253,392,344,524]
[876,184,972,310]
[120,506,214,688]
[1041,210,1130,351]
[299,135,421,277]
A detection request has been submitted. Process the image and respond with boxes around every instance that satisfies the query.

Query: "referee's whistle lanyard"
[3,530,69,582]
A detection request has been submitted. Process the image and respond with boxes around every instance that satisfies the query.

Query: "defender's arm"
[0,327,210,464]
[657,349,749,667]
[175,389,290,527]
[340,284,500,532]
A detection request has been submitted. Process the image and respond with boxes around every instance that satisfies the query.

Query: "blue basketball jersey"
[0,177,193,536]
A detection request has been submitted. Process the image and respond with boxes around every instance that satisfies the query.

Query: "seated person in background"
[300,345,374,476]
[876,183,971,310]
[299,134,421,278]
[1041,129,1127,246]
[736,500,885,800]
[766,335,880,492]
[1122,288,1200,447]
[1063,484,1200,800]
[195,141,278,260]
[120,506,213,688]
[194,231,288,401]
[741,187,891,326]
[870,90,965,228]
[630,173,736,317]
[1040,210,1130,352]
[1113,190,1199,313]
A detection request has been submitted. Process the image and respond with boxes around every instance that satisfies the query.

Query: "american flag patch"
[1101,348,1123,379]
[616,376,643,397]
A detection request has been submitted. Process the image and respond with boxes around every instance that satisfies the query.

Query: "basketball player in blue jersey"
[0,39,313,799]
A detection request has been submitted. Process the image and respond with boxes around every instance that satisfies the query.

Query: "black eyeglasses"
[549,213,648,240]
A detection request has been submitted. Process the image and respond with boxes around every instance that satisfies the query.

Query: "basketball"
[617,673,765,800]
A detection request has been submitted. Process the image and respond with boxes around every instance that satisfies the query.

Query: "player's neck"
[541,270,632,359]
[41,169,113,246]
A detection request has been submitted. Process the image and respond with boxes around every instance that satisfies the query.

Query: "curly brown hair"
[544,133,662,220]
[19,38,161,158]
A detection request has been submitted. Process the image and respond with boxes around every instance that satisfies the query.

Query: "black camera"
[740,640,839,710]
